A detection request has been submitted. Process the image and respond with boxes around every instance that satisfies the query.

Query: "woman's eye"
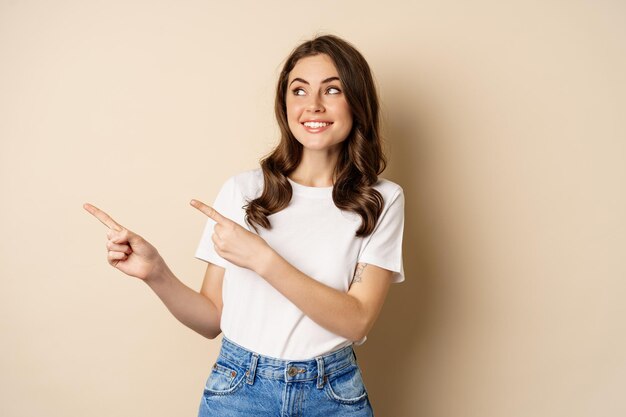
[292,86,340,96]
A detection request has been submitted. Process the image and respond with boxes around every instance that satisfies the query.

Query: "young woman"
[84,34,404,417]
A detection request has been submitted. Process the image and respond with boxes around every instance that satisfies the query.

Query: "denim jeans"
[198,336,374,417]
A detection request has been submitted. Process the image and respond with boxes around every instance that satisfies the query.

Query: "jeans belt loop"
[246,353,259,385]
[315,356,325,389]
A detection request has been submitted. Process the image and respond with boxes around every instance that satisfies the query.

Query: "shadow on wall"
[355,71,444,416]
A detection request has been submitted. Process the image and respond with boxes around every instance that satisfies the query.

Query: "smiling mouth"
[302,121,333,128]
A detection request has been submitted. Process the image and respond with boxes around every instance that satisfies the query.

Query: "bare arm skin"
[199,263,225,334]
[145,262,224,339]
[257,257,393,342]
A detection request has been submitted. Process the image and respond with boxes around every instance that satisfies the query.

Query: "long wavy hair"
[244,34,387,237]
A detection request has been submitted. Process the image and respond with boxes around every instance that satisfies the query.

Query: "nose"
[306,93,324,113]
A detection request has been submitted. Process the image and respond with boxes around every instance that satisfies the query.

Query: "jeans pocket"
[324,364,369,405]
[203,356,246,396]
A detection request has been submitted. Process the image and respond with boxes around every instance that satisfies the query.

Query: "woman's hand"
[83,203,165,281]
[190,199,273,273]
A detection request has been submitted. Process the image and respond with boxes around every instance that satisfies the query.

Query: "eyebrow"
[289,76,340,86]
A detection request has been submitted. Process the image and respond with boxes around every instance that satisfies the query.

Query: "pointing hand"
[190,199,272,273]
[83,203,163,281]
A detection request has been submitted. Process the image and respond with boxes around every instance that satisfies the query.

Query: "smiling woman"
[84,34,405,417]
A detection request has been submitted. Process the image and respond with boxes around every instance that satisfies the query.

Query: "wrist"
[144,257,172,286]
[255,245,278,278]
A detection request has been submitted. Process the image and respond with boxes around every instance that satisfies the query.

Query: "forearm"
[144,261,221,339]
[257,250,366,342]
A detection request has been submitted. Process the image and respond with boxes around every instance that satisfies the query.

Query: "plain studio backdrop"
[1,1,625,416]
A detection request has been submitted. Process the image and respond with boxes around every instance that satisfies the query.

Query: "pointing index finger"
[83,203,124,231]
[190,199,229,224]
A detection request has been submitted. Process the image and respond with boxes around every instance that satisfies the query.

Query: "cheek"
[287,100,308,129]
[286,105,296,121]
[338,104,353,129]
[334,100,352,121]
[286,99,301,121]
[285,107,300,135]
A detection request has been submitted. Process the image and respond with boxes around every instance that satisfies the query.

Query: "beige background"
[1,1,625,416]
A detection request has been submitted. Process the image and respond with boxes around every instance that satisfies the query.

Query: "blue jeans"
[198,336,374,417]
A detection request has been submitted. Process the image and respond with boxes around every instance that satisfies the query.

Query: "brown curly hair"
[244,34,387,237]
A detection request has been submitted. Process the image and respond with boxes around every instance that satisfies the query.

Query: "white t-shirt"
[195,168,405,360]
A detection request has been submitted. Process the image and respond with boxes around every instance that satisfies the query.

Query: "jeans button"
[288,367,297,377]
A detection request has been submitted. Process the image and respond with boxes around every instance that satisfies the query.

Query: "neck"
[289,149,339,187]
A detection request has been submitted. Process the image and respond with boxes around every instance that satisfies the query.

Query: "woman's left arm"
[258,253,393,343]
[190,199,393,342]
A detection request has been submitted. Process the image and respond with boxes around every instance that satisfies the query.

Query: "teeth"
[303,121,330,128]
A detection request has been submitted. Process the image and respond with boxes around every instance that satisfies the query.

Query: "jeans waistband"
[218,336,357,389]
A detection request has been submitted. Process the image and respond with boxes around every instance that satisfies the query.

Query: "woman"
[84,34,404,417]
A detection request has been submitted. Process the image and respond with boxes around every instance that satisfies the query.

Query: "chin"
[300,141,346,153]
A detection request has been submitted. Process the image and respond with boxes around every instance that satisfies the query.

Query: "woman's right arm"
[145,262,224,340]
[83,203,223,340]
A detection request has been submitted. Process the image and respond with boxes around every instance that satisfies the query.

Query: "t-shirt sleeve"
[194,176,239,268]
[357,186,405,283]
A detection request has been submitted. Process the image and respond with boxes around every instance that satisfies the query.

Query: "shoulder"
[372,177,404,205]
[222,167,264,199]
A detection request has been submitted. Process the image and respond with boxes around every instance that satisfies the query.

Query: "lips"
[301,120,333,133]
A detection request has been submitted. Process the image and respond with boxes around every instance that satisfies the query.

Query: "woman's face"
[286,54,353,155]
